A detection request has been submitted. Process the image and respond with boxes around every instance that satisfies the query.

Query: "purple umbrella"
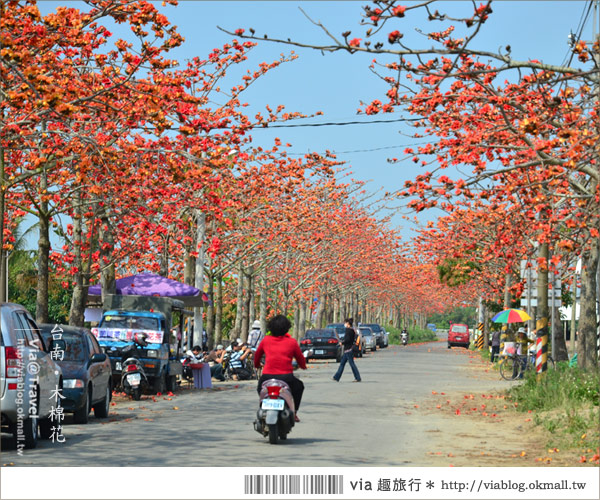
[89,273,201,305]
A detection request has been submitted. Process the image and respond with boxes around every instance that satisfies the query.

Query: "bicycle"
[499,349,555,380]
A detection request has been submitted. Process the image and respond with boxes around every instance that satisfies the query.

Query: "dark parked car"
[40,324,112,424]
[325,323,346,341]
[300,329,342,362]
[325,323,365,355]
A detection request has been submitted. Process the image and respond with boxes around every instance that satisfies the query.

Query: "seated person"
[186,345,205,363]
[228,340,252,380]
[205,344,226,381]
[183,345,204,381]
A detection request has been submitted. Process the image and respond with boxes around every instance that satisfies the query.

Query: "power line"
[287,141,431,156]
[262,117,419,128]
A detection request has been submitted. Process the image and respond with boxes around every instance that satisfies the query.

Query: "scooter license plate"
[314,350,324,355]
[128,373,141,386]
[261,399,284,411]
[115,361,122,371]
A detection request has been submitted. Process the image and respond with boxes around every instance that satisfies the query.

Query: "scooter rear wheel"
[132,387,142,401]
[268,423,279,444]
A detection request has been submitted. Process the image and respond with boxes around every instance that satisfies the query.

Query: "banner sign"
[93,328,163,344]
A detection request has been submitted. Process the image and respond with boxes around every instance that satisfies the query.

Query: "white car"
[358,327,377,352]
[1,303,63,449]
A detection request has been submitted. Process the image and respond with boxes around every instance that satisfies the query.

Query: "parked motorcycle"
[401,332,408,346]
[253,379,295,444]
[120,333,150,400]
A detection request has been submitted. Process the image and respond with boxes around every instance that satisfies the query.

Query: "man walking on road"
[333,318,361,382]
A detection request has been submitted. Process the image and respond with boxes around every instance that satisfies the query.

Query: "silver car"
[1,303,63,449]
[358,327,377,352]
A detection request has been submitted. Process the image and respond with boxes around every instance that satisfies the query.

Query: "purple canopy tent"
[88,273,202,307]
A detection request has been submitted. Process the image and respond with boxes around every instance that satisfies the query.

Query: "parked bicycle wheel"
[499,355,521,380]
[526,353,556,372]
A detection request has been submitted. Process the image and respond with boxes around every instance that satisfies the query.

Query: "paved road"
[2,339,506,466]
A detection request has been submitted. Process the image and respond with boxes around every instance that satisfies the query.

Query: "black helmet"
[134,332,148,347]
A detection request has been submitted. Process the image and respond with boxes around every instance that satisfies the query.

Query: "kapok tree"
[225,0,600,369]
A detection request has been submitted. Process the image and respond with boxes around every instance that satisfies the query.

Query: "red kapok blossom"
[388,30,402,43]
[348,38,361,48]
[392,5,406,17]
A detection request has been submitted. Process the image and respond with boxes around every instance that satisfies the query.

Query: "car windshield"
[41,332,86,362]
[362,324,382,332]
[452,325,468,333]
[102,315,159,331]
[359,329,372,336]
[306,330,335,338]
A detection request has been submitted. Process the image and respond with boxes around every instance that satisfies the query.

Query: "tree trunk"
[0,146,6,303]
[36,207,50,324]
[69,197,87,326]
[206,271,215,349]
[241,269,253,343]
[232,262,244,340]
[578,238,599,370]
[259,268,268,337]
[193,210,205,347]
[214,273,223,346]
[298,299,307,338]
[293,299,300,339]
[159,234,169,277]
[500,272,512,347]
[183,246,195,286]
[552,306,569,362]
[536,243,550,377]
[98,207,116,304]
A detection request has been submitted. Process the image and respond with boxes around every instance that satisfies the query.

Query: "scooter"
[120,333,150,401]
[254,379,295,444]
[401,332,408,346]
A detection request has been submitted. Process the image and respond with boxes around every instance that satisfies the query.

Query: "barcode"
[244,475,343,495]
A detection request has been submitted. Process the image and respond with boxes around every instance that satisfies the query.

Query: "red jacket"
[254,333,306,374]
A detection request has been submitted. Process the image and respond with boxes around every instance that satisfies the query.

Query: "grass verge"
[506,363,599,454]
[385,325,438,345]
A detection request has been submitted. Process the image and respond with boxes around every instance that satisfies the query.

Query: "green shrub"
[385,325,438,345]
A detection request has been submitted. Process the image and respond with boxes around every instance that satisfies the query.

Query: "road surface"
[2,339,509,466]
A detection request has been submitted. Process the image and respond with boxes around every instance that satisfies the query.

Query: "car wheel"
[73,388,91,424]
[153,372,166,394]
[166,375,177,393]
[23,413,38,449]
[93,385,111,418]
[447,343,452,349]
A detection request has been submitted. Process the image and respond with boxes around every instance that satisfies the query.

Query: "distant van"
[447,323,470,349]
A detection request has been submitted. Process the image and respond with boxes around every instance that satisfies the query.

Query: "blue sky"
[37,1,595,240]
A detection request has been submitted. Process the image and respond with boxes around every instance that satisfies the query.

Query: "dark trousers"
[333,350,361,381]
[258,373,305,412]
[490,345,500,363]
[210,363,225,381]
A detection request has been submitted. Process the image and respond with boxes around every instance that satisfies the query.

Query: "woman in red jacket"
[254,315,306,422]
